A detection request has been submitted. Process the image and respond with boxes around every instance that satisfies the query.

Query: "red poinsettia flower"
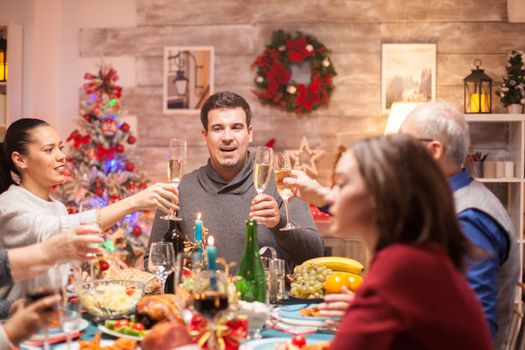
[286,36,313,64]
[267,61,291,84]
[296,80,322,110]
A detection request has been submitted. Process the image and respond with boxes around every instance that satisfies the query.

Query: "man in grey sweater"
[146,91,324,272]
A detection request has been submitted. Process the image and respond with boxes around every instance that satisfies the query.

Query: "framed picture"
[381,43,436,113]
[163,46,214,113]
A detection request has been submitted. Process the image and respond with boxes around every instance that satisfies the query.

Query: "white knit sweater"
[0,185,97,301]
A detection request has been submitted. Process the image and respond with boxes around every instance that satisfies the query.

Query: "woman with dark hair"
[328,134,492,349]
[0,118,178,301]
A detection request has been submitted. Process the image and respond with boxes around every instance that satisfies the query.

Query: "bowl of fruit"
[76,279,144,319]
[289,257,364,301]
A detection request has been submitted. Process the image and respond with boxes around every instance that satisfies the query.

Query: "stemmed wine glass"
[161,138,187,221]
[254,146,273,196]
[26,266,62,350]
[148,242,175,293]
[193,270,230,350]
[58,276,81,350]
[274,152,299,231]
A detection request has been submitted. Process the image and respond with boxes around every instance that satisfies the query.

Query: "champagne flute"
[78,197,102,282]
[274,152,299,231]
[26,266,62,350]
[254,146,273,196]
[148,242,175,293]
[161,138,187,221]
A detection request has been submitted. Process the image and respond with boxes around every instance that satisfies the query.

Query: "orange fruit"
[324,272,363,294]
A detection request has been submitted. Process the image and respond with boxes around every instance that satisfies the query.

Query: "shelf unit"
[465,114,525,306]
[0,23,22,139]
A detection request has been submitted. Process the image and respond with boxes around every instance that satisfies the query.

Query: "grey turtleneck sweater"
[146,153,324,272]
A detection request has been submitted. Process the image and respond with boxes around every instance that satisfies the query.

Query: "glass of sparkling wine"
[148,242,175,293]
[274,152,299,231]
[254,146,273,196]
[161,138,187,221]
[78,197,102,283]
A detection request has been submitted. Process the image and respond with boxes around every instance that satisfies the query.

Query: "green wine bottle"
[237,218,267,302]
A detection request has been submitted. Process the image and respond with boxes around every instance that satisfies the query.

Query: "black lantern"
[173,70,189,96]
[0,33,6,82]
[464,59,492,113]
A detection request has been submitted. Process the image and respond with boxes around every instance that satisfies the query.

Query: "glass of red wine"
[193,270,230,350]
[26,266,63,350]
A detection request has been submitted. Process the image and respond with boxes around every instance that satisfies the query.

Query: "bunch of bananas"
[289,257,364,299]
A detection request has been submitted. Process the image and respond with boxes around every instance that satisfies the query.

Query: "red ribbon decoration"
[190,314,248,350]
[95,145,116,161]
[67,131,91,149]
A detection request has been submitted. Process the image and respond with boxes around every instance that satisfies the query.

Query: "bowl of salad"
[76,279,144,319]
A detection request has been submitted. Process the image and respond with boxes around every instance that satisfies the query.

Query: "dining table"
[19,300,336,350]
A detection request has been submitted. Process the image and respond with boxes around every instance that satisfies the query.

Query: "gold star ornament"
[289,137,325,179]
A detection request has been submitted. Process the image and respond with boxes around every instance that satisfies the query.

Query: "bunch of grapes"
[290,264,333,299]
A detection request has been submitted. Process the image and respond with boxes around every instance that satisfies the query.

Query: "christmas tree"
[499,50,525,107]
[53,64,152,271]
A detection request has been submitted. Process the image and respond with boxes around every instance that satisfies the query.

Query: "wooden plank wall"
[78,0,525,184]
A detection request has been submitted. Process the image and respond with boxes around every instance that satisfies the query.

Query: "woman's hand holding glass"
[3,294,61,347]
[43,225,103,263]
[127,182,179,213]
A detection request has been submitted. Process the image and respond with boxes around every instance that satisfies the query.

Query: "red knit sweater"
[330,244,493,350]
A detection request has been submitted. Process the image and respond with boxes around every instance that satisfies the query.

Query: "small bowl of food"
[76,279,144,319]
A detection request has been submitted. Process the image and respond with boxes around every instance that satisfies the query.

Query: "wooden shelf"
[475,177,523,183]
[465,114,525,122]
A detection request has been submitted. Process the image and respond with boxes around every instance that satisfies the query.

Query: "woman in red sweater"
[328,134,492,350]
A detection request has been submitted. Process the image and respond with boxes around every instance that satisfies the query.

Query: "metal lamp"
[464,59,492,113]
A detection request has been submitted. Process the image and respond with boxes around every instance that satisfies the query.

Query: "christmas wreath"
[252,29,336,114]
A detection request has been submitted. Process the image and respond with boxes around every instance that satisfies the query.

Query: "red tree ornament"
[127,135,136,145]
[116,144,125,153]
[99,260,110,271]
[120,122,130,132]
[132,225,143,237]
[125,162,135,171]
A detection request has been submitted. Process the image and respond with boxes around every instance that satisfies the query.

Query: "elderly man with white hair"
[400,101,520,349]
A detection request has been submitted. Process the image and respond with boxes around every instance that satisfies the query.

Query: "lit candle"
[206,236,217,271]
[470,93,489,113]
[195,212,203,252]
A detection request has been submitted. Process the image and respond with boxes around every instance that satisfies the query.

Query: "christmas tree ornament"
[120,122,130,132]
[101,119,118,136]
[127,135,136,145]
[99,260,110,271]
[125,162,136,171]
[83,113,92,122]
[116,144,125,153]
[132,225,143,237]
[288,136,325,178]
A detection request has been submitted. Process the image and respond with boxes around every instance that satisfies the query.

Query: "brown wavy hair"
[351,134,474,271]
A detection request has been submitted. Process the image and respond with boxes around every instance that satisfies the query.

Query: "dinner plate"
[98,324,145,341]
[277,304,338,326]
[54,339,115,350]
[25,319,89,343]
[240,337,327,350]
